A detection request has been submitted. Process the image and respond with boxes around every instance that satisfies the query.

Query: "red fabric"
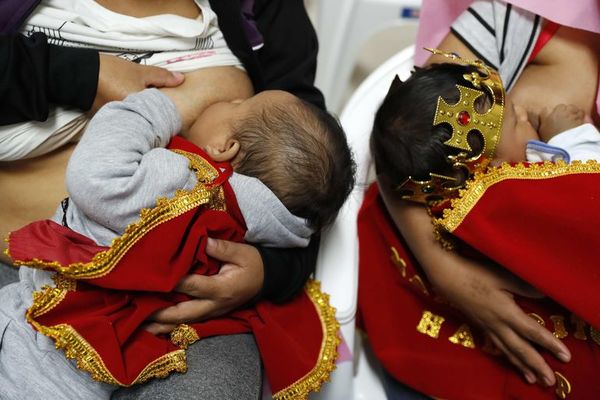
[358,183,600,400]
[8,138,331,393]
[450,171,600,330]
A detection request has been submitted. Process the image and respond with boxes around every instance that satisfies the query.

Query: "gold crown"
[396,48,505,204]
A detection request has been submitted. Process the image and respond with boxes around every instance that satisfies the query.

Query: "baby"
[371,62,600,197]
[359,52,600,400]
[2,87,355,399]
[61,87,354,245]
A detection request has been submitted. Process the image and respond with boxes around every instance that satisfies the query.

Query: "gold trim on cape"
[436,160,600,233]
[11,150,225,279]
[21,150,224,386]
[272,280,340,400]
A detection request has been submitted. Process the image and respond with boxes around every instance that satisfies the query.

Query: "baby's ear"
[385,75,403,98]
[206,139,240,162]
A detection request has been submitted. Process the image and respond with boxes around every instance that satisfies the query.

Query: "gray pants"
[0,263,262,400]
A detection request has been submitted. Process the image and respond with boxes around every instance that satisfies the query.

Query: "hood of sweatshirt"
[229,173,314,248]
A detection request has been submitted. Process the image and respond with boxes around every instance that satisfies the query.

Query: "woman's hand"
[428,255,570,387]
[146,238,264,335]
[92,54,185,112]
[379,184,571,387]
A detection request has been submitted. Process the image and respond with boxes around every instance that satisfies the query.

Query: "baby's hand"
[538,104,585,142]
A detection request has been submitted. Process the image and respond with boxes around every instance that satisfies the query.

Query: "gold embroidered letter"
[390,247,407,277]
[550,315,568,339]
[571,315,587,340]
[590,326,600,346]
[409,275,430,296]
[417,311,445,338]
[528,313,545,326]
[554,371,571,399]
[448,324,475,348]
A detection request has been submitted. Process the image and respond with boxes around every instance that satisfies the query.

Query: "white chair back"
[312,45,416,399]
[315,0,421,112]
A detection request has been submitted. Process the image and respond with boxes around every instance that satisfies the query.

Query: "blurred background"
[304,0,421,113]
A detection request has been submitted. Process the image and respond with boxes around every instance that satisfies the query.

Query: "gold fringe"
[170,324,200,349]
[27,275,187,386]
[436,160,600,233]
[272,280,340,400]
[3,233,14,263]
[12,150,225,279]
[132,350,187,385]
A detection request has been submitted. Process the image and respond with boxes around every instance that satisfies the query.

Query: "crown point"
[457,111,471,126]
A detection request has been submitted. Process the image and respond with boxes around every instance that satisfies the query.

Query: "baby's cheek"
[182,125,202,146]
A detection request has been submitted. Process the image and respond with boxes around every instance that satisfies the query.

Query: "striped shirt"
[451,0,542,91]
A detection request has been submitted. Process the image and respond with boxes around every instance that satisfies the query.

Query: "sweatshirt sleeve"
[253,0,326,110]
[0,32,98,125]
[258,235,319,303]
[65,89,196,234]
[547,123,600,163]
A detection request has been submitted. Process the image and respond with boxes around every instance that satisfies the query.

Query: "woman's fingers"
[494,322,556,386]
[175,274,220,298]
[151,298,222,324]
[489,297,571,387]
[205,238,258,267]
[510,312,571,363]
[488,332,537,384]
[144,322,177,335]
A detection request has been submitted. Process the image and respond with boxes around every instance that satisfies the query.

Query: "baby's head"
[187,90,355,230]
[371,61,536,202]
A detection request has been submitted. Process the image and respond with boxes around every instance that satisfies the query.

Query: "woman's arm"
[252,0,326,110]
[258,235,318,303]
[379,181,570,387]
[0,32,184,125]
[429,27,599,119]
[511,26,599,123]
[0,32,97,124]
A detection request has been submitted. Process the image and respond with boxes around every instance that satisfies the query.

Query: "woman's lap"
[112,333,262,400]
[0,263,261,399]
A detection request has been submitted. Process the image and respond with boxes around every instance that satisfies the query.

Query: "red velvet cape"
[358,161,600,400]
[7,137,339,399]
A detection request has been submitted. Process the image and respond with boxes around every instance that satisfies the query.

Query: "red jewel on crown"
[457,111,470,125]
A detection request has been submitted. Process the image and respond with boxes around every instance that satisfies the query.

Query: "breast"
[95,0,201,19]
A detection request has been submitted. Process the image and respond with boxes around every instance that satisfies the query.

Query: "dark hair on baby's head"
[371,63,485,186]
[233,98,355,231]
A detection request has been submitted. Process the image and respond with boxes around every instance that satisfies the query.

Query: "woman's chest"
[95,0,201,18]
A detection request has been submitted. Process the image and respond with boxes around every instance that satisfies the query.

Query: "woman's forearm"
[258,235,319,303]
[378,183,456,285]
[0,32,98,124]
